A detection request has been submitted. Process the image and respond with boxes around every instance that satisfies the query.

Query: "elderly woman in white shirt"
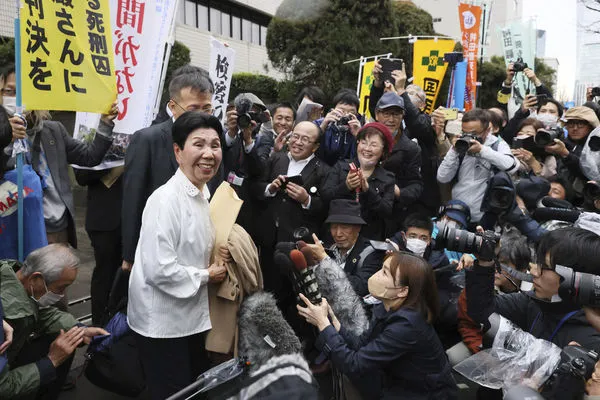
[127,112,228,399]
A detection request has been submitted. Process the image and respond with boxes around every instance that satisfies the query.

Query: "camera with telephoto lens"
[554,264,600,307]
[336,115,351,133]
[534,127,563,147]
[512,58,529,72]
[592,87,600,97]
[435,223,500,255]
[454,134,482,156]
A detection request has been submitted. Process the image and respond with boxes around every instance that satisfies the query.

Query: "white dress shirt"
[127,168,215,338]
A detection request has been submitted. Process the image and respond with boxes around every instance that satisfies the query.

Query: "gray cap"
[237,92,267,111]
[375,92,405,111]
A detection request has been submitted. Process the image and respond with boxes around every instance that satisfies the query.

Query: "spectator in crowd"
[127,112,228,400]
[511,118,559,178]
[2,64,118,249]
[298,252,456,399]
[296,86,326,109]
[253,102,296,159]
[0,244,107,399]
[547,175,572,202]
[437,108,519,224]
[0,97,46,260]
[223,92,274,235]
[457,229,531,354]
[255,121,330,296]
[312,199,385,297]
[369,67,426,217]
[316,89,362,166]
[323,122,395,240]
[488,107,508,136]
[121,70,214,272]
[546,106,600,203]
[496,63,553,120]
[467,227,600,353]
[74,166,123,326]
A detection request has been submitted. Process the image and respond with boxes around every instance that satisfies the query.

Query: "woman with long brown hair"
[298,252,456,399]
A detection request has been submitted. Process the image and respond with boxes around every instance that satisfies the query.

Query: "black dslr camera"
[534,127,563,147]
[541,345,599,400]
[591,87,600,97]
[512,57,529,72]
[455,134,482,156]
[435,223,500,257]
[584,181,600,200]
[336,115,352,134]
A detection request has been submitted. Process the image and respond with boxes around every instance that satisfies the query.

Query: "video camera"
[512,57,529,72]
[454,134,482,156]
[592,87,600,97]
[234,96,270,130]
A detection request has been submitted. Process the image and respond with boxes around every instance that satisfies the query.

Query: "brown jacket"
[206,224,263,355]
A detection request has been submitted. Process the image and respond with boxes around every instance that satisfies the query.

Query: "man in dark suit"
[255,121,330,296]
[74,168,122,326]
[322,199,385,297]
[121,71,215,271]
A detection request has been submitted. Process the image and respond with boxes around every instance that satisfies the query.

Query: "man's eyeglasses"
[1,88,16,96]
[290,133,315,145]
[565,120,588,129]
[171,99,214,114]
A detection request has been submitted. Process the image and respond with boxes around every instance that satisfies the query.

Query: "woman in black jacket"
[322,122,395,240]
[298,251,456,399]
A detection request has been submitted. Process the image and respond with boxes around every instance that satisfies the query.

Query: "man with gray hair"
[121,69,217,272]
[0,244,107,399]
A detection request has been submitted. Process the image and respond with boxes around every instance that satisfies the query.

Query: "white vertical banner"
[498,20,537,103]
[72,0,177,170]
[209,38,236,125]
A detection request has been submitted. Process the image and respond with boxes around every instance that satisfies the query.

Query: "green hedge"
[230,72,302,106]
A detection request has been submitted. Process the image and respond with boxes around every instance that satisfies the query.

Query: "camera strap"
[529,310,579,342]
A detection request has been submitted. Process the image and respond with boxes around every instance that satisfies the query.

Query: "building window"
[221,13,231,37]
[251,22,260,45]
[232,16,241,40]
[260,26,267,46]
[198,5,209,31]
[433,18,442,23]
[242,18,251,42]
[210,8,221,35]
[184,0,197,27]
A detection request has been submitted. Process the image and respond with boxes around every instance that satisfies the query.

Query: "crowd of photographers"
[2,54,600,399]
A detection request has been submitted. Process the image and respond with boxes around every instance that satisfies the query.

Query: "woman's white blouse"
[127,169,215,338]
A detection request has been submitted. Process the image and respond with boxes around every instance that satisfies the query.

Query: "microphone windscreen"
[540,196,573,209]
[238,291,302,369]
[532,207,581,223]
[300,246,317,267]
[289,249,308,272]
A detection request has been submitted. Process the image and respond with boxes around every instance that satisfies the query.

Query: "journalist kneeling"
[298,252,456,399]
[127,112,227,400]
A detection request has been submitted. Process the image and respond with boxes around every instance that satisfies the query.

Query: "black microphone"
[290,249,322,304]
[540,196,575,209]
[532,207,581,223]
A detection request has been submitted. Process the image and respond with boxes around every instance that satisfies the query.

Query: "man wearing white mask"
[0,244,107,399]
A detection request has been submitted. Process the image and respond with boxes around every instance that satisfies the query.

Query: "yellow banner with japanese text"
[358,60,375,120]
[20,0,116,113]
[412,39,455,114]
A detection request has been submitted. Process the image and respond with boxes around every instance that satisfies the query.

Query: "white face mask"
[536,112,559,128]
[31,279,64,308]
[405,238,428,257]
[2,96,16,115]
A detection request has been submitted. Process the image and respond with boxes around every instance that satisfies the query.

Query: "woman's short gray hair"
[20,244,80,284]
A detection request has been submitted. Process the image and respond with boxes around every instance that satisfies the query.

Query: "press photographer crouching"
[297,251,457,399]
[460,226,600,398]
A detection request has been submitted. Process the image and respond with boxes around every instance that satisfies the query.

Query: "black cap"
[325,199,366,225]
